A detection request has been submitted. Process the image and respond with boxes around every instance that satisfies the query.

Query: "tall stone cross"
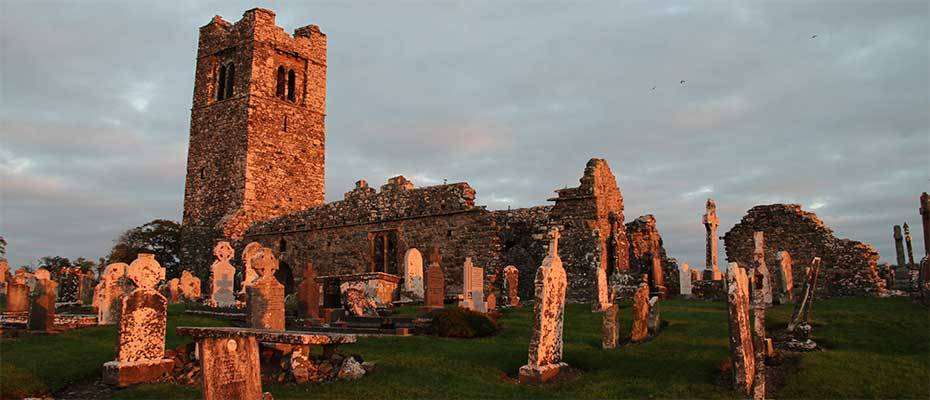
[703,198,721,280]
[893,225,906,271]
[921,192,930,257]
[519,227,568,384]
[903,223,915,268]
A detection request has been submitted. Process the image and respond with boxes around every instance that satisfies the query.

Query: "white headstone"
[403,248,424,299]
[679,263,692,296]
[459,257,486,312]
[210,241,236,307]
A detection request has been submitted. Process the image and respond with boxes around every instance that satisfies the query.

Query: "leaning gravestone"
[297,260,320,320]
[774,251,793,304]
[246,247,285,330]
[179,270,201,301]
[103,254,173,387]
[403,248,424,300]
[726,262,754,396]
[210,241,236,307]
[6,268,32,313]
[28,268,58,332]
[788,257,822,333]
[425,245,445,310]
[679,263,692,296]
[519,229,568,384]
[503,265,520,307]
[630,275,650,342]
[96,263,129,325]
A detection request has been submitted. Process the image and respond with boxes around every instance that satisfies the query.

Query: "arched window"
[276,66,286,99]
[287,69,296,102]
[217,65,227,100]
[224,63,235,98]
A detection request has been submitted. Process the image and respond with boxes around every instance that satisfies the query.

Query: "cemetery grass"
[0,304,230,399]
[1,298,926,399]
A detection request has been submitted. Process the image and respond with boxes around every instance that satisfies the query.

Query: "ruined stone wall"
[723,204,885,297]
[625,215,680,296]
[243,178,502,295]
[181,8,327,279]
[547,159,627,304]
[493,206,552,301]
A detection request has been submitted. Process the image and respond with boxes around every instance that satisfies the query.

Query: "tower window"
[217,65,227,100]
[200,167,205,179]
[283,115,288,132]
[225,63,235,98]
[276,66,286,99]
[287,69,296,102]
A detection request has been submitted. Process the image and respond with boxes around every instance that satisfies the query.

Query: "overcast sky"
[1,1,928,270]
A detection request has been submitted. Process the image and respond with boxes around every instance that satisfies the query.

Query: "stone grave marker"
[240,242,262,294]
[28,268,58,332]
[459,257,486,312]
[647,296,660,332]
[425,245,445,310]
[751,233,771,399]
[246,247,285,330]
[519,228,568,384]
[788,257,822,333]
[679,263,692,296]
[6,268,32,313]
[602,303,619,349]
[703,198,722,281]
[297,260,320,320]
[103,254,173,387]
[503,265,520,307]
[775,251,794,304]
[727,262,754,396]
[179,270,201,301]
[96,262,129,325]
[630,275,650,342]
[403,248,424,300]
[167,278,180,303]
[210,241,237,307]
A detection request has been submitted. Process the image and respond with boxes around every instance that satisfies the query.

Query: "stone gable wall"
[723,204,885,297]
[625,215,680,296]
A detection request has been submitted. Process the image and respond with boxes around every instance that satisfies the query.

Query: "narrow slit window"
[283,115,288,132]
[287,69,296,102]
[276,66,286,99]
[217,65,227,100]
[225,63,235,98]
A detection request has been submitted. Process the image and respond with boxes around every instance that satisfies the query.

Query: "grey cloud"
[1,0,927,269]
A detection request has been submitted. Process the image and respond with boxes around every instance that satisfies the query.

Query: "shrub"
[427,307,498,338]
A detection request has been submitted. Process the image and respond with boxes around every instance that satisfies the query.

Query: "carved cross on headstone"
[251,248,279,280]
[214,241,234,263]
[548,228,561,257]
[128,254,164,290]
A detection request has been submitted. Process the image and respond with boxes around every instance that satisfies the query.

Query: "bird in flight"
[811,34,818,39]
[680,80,686,84]
[651,86,656,91]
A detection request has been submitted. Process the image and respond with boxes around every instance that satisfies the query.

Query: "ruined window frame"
[287,69,296,102]
[276,66,286,99]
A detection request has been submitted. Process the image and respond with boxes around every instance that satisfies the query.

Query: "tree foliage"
[109,219,181,279]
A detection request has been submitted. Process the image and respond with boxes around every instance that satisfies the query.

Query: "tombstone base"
[102,358,174,387]
[518,362,568,384]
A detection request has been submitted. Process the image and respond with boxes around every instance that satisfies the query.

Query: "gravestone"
[894,225,907,271]
[297,260,320,320]
[727,262,755,396]
[751,232,770,399]
[403,248,424,300]
[788,257,822,333]
[679,263,692,296]
[246,247,285,330]
[179,270,201,301]
[103,254,173,387]
[519,228,568,384]
[775,251,794,304]
[486,292,497,312]
[459,257,486,312]
[210,241,237,307]
[425,245,445,310]
[630,275,650,342]
[240,242,262,294]
[28,268,58,332]
[503,265,520,307]
[703,198,722,281]
[691,269,702,283]
[602,303,619,349]
[7,268,32,313]
[167,278,180,303]
[647,296,660,332]
[904,223,916,268]
[96,263,129,325]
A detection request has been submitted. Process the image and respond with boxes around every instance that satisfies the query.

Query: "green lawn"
[2,298,927,399]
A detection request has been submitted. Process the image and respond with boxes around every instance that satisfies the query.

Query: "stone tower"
[181,8,327,278]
